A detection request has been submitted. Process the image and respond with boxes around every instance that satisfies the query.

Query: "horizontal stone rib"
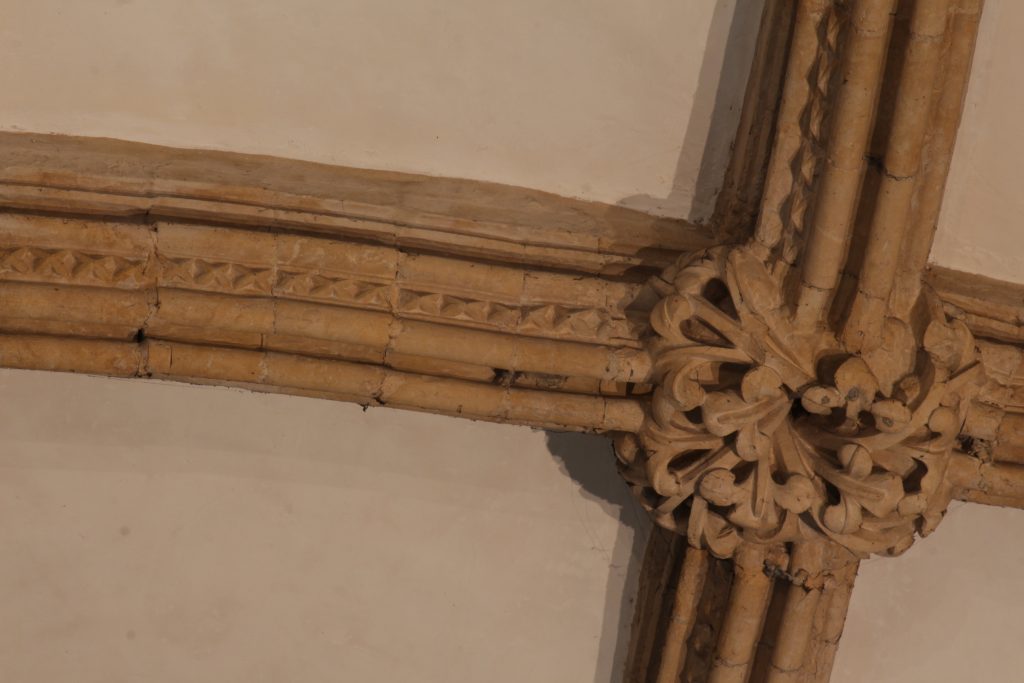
[0,140,669,430]
[929,266,1024,344]
[947,453,1024,509]
[0,197,659,421]
[0,212,648,349]
[0,334,645,433]
[0,132,711,277]
[0,282,652,398]
[5,134,1022,352]
[0,281,153,341]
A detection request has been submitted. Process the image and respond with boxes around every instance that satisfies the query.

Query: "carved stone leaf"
[924,318,975,372]
[736,425,772,462]
[620,244,983,559]
[703,392,756,438]
[727,247,783,316]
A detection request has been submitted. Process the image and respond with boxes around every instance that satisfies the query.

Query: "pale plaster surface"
[0,0,762,222]
[832,501,1024,682]
[0,369,649,683]
[932,0,1024,283]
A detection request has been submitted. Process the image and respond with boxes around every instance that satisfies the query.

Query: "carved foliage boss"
[616,246,983,558]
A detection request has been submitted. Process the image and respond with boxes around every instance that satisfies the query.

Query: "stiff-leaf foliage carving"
[616,246,983,558]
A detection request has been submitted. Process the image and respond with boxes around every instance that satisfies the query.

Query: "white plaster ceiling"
[0,0,1013,279]
[833,501,1024,682]
[0,0,761,224]
[0,369,648,683]
[932,0,1024,283]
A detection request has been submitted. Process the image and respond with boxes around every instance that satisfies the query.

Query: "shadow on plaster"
[550,5,767,679]
[929,230,1024,286]
[545,431,650,683]
[617,0,765,223]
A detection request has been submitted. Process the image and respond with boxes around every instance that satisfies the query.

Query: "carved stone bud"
[802,385,842,415]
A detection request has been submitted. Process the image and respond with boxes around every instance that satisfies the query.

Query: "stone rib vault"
[3,1,1024,681]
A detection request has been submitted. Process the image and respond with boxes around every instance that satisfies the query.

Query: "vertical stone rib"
[794,0,896,330]
[753,0,831,255]
[714,0,797,242]
[765,543,825,683]
[654,547,710,683]
[625,540,865,682]
[842,0,952,351]
[707,545,774,683]
[624,529,684,683]
[805,560,860,683]
[890,0,984,317]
